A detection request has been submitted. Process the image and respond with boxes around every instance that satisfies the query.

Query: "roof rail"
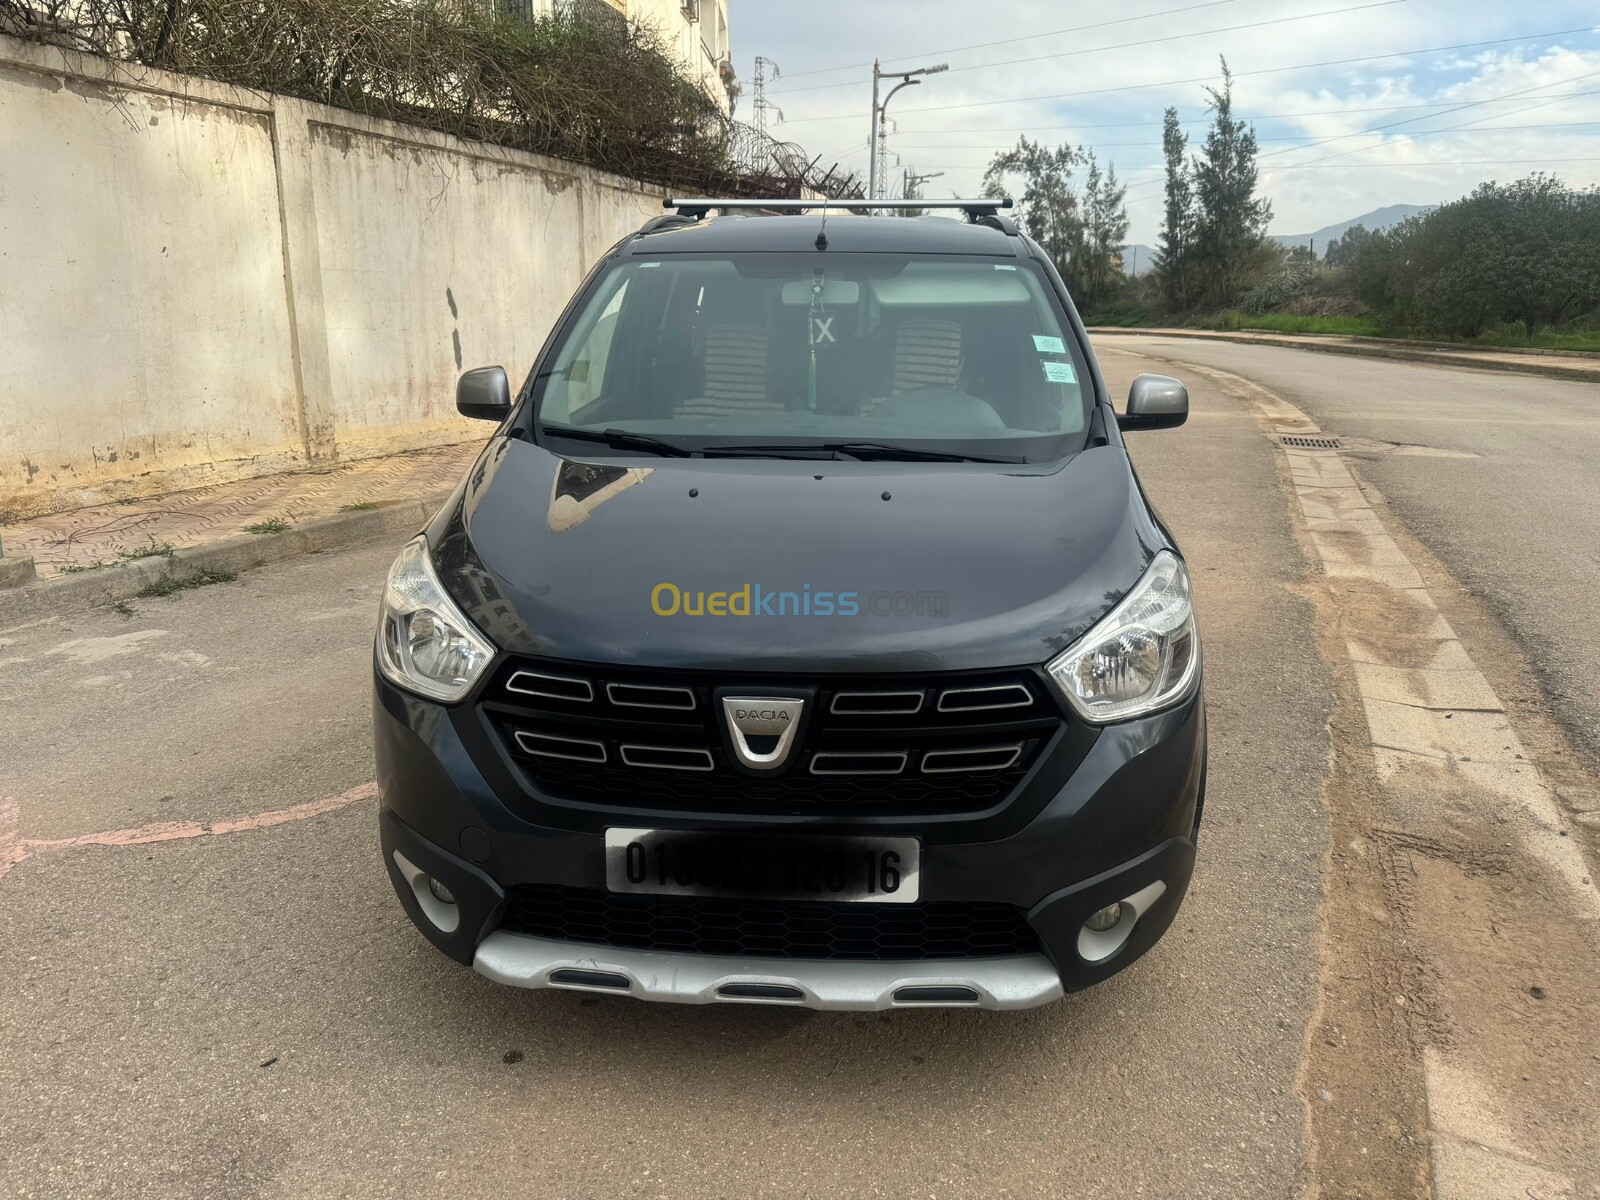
[637,213,698,236]
[663,198,1015,224]
[973,212,1021,237]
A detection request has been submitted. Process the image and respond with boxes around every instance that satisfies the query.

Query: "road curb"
[0,555,37,589]
[0,494,449,628]
[1087,327,1600,384]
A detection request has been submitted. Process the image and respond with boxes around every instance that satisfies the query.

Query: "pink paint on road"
[0,782,378,879]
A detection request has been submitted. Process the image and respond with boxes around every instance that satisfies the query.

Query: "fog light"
[1077,880,1168,964]
[427,877,457,905]
[1084,902,1123,932]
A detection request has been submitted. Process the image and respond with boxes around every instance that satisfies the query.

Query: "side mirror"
[457,366,513,421]
[1119,374,1188,431]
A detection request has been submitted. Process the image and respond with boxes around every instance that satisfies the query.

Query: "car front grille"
[479,659,1065,816]
[500,884,1040,960]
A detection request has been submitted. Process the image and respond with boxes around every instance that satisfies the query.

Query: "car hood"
[430,438,1168,673]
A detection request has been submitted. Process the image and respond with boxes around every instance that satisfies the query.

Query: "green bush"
[1234,313,1382,338]
[1343,175,1600,344]
[1083,305,1151,327]
[1237,262,1316,315]
[1,0,743,191]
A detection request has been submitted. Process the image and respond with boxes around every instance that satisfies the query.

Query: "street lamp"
[868,60,948,200]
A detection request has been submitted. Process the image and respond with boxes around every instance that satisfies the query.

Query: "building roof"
[624,213,1027,257]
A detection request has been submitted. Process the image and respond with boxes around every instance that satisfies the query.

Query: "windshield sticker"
[993,264,1018,271]
[1043,361,1077,384]
[638,261,661,269]
[1032,335,1067,354]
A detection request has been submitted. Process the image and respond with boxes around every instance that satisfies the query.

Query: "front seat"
[893,318,964,392]
[863,318,964,416]
[676,323,782,418]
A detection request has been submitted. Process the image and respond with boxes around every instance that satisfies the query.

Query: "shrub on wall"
[2,0,748,191]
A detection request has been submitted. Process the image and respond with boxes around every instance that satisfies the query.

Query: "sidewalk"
[2,443,479,580]
[1088,326,1600,383]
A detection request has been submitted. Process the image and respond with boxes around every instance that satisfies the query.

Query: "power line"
[776,26,1599,124]
[878,97,1600,138]
[888,105,1459,137]
[774,0,1246,81]
[892,120,1600,149]
[1264,157,1600,168]
[1260,74,1600,169]
[775,0,1410,95]
[836,87,1600,183]
[1245,73,1600,168]
[812,104,1600,178]
[907,157,1600,173]
[1115,72,1600,200]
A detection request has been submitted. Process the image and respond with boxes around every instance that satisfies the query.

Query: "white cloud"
[737,0,1600,241]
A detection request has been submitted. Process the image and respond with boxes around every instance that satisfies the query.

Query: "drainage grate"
[1280,435,1341,450]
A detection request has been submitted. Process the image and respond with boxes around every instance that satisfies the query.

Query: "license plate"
[604,828,921,904]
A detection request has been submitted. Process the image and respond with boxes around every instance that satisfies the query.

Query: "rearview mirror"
[1119,374,1188,431]
[457,366,512,422]
[780,279,861,306]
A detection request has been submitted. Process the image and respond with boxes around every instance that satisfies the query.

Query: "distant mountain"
[1272,204,1433,252]
[1120,204,1431,276]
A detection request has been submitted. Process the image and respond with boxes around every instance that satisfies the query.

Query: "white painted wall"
[0,59,304,508]
[525,0,733,114]
[304,121,655,459]
[0,35,663,518]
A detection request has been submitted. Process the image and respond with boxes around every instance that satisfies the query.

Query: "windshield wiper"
[540,425,693,458]
[704,441,1024,463]
[700,444,840,460]
[826,442,1026,464]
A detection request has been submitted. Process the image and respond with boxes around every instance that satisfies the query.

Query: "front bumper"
[475,930,1064,1010]
[375,673,1205,1009]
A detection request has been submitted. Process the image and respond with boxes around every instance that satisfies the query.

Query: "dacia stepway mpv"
[374,198,1204,1010]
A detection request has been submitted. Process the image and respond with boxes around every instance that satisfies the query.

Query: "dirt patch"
[1325,578,1445,671]
[1296,580,1435,1200]
[1211,388,1434,1196]
[1406,850,1600,1185]
[1347,461,1600,862]
[1312,527,1377,566]
[1210,356,1600,1198]
[1110,341,1600,1197]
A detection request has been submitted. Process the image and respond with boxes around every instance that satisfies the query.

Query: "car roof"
[622,213,1028,258]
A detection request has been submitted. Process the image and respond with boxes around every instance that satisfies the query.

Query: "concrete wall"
[0,34,663,519]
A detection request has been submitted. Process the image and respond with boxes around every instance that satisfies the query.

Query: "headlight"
[376,537,495,703]
[1045,550,1199,723]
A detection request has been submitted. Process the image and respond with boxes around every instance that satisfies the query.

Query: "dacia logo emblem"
[721,696,805,771]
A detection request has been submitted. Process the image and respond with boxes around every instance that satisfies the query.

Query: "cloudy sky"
[731,0,1600,243]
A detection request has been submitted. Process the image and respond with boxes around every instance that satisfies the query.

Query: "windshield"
[531,252,1093,461]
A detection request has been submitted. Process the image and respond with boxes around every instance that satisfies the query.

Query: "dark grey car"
[373,199,1203,1009]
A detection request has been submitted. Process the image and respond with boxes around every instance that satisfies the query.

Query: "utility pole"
[901,168,944,211]
[875,116,894,202]
[896,168,940,217]
[752,56,782,140]
[868,59,948,200]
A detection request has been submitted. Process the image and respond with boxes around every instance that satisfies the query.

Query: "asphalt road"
[0,353,1333,1199]
[1110,334,1600,773]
